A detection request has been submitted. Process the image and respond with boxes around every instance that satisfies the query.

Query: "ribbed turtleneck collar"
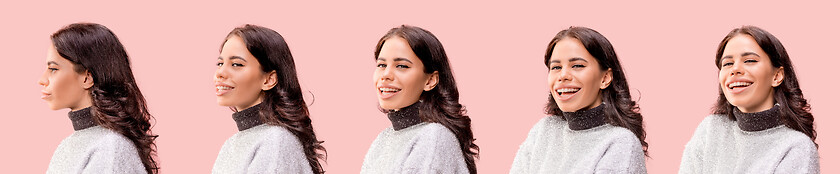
[734,104,782,132]
[387,102,423,131]
[561,104,607,130]
[69,107,96,131]
[232,103,265,131]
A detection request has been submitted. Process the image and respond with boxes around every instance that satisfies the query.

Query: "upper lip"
[725,78,754,89]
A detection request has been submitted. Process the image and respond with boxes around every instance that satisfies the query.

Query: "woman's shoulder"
[253,124,303,146]
[774,126,817,149]
[419,123,455,137]
[700,114,734,126]
[415,123,460,145]
[530,115,568,132]
[92,126,140,153]
[692,114,735,133]
[601,125,642,145]
[685,114,735,139]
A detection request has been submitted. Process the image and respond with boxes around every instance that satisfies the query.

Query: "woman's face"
[547,38,612,112]
[373,37,437,110]
[718,34,783,113]
[215,35,277,111]
[38,44,93,111]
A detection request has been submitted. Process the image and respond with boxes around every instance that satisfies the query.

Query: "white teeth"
[556,88,580,93]
[728,82,753,88]
[216,86,233,90]
[379,88,400,92]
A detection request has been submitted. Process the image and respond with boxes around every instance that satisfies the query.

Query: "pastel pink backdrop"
[1,1,837,173]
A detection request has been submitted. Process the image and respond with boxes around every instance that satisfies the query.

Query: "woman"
[679,26,819,173]
[212,24,326,174]
[360,25,479,174]
[510,26,647,173]
[40,23,159,173]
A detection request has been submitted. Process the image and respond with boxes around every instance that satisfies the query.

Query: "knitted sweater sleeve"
[509,117,546,174]
[82,133,146,174]
[775,140,819,174]
[402,124,469,174]
[595,130,647,174]
[678,116,714,174]
[247,128,313,174]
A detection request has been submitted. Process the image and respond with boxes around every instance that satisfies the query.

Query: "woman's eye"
[550,66,561,70]
[232,63,244,67]
[48,68,58,72]
[216,62,223,67]
[745,59,758,63]
[572,64,585,68]
[396,65,409,69]
[722,62,733,67]
[376,64,386,68]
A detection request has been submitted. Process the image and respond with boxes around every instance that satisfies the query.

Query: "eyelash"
[48,68,58,72]
[216,62,244,67]
[376,64,410,69]
[549,64,585,70]
[721,59,758,67]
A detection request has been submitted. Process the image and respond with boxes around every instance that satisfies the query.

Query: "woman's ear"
[772,67,785,87]
[424,71,439,91]
[81,71,94,89]
[262,70,278,90]
[600,68,613,89]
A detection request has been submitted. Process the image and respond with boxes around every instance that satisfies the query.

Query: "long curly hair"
[374,25,480,174]
[51,23,159,173]
[222,24,326,173]
[543,26,648,156]
[712,26,817,146]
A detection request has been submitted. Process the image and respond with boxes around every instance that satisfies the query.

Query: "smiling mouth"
[379,87,401,94]
[726,81,753,94]
[215,86,234,96]
[556,88,581,101]
[379,87,401,98]
[727,81,753,89]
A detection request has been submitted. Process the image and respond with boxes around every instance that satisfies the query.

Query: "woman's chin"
[216,100,232,107]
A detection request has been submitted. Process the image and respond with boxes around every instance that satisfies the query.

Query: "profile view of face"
[373,37,436,110]
[215,35,275,111]
[718,34,783,113]
[38,44,92,111]
[547,38,612,112]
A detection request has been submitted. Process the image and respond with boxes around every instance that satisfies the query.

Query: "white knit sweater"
[679,114,819,173]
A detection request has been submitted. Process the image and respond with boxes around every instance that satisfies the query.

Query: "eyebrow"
[376,57,414,64]
[569,57,588,62]
[741,52,760,58]
[721,52,761,59]
[47,61,58,66]
[218,56,248,62]
[549,57,588,64]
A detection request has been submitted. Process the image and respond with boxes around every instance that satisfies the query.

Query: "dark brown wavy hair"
[713,26,817,146]
[51,23,159,173]
[222,24,326,173]
[374,25,479,174]
[543,26,648,156]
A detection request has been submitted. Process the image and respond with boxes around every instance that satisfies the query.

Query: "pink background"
[2,1,838,173]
